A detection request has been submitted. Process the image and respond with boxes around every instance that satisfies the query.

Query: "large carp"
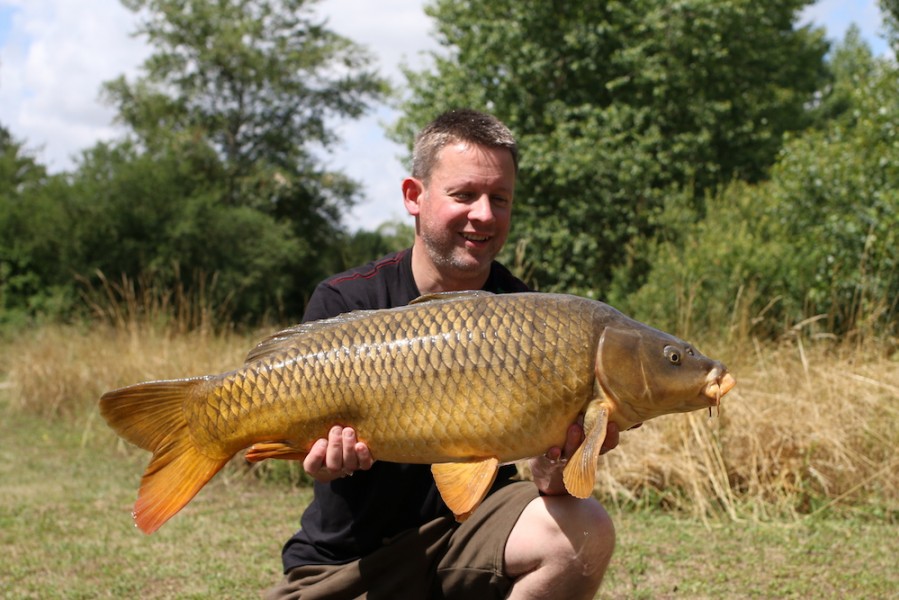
[100,291,735,533]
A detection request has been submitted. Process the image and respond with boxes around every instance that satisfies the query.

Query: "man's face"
[405,142,516,283]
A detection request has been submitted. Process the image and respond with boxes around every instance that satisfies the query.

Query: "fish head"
[595,323,736,425]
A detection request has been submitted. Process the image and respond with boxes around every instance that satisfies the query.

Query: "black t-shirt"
[281,248,531,571]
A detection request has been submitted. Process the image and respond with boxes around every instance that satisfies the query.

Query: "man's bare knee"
[549,497,615,580]
[505,496,615,599]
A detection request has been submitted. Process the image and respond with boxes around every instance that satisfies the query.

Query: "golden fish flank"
[99,291,736,533]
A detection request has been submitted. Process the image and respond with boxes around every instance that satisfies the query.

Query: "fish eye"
[664,346,682,365]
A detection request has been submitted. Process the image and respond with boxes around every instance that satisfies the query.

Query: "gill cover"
[596,324,722,424]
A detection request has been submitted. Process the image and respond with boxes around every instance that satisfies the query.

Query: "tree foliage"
[628,36,899,340]
[110,0,385,186]
[0,127,75,325]
[881,0,899,55]
[99,0,388,317]
[3,2,895,342]
[393,0,829,296]
[1,0,388,324]
[63,139,309,319]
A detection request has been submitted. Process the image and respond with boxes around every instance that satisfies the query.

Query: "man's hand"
[530,418,622,496]
[303,426,374,483]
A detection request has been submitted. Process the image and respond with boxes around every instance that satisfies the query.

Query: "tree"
[91,0,389,319]
[393,0,829,295]
[109,0,386,198]
[62,138,306,320]
[882,0,899,56]
[628,36,899,341]
[0,126,74,324]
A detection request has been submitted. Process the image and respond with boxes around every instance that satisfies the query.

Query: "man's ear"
[402,177,424,216]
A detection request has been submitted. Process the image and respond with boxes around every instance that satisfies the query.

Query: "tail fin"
[99,378,228,534]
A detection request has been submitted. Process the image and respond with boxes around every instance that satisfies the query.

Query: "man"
[266,109,618,599]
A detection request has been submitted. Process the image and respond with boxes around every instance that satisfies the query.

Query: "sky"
[0,0,892,231]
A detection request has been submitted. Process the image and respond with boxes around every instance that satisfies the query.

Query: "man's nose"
[469,195,495,223]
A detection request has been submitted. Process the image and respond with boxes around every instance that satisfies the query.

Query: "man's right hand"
[303,425,374,483]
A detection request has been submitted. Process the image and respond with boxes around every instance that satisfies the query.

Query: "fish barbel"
[99,291,736,533]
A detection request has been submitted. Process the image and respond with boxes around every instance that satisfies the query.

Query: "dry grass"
[2,322,251,418]
[594,337,899,519]
[3,271,254,418]
[2,302,897,518]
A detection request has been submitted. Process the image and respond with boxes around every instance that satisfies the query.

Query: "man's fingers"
[356,442,374,470]
[325,425,344,472]
[543,446,562,462]
[341,428,359,472]
[303,438,328,474]
[303,426,372,481]
[563,423,584,457]
[600,422,620,455]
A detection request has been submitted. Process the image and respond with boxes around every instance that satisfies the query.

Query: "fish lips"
[702,370,737,406]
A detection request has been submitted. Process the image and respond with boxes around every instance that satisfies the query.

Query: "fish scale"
[100,291,735,533]
[203,295,591,461]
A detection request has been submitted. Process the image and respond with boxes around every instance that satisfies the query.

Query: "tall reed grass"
[2,278,897,519]
[1,271,251,417]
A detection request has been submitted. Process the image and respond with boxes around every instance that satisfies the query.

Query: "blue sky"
[0,6,11,43]
[0,0,892,230]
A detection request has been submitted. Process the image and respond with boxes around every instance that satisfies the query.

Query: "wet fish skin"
[99,291,735,533]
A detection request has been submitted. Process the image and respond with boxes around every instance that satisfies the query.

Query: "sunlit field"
[2,309,897,597]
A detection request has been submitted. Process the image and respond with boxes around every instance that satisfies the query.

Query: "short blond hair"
[411,109,518,183]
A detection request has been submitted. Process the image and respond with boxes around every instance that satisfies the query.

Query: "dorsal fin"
[409,290,495,304]
[244,310,379,364]
[246,290,496,363]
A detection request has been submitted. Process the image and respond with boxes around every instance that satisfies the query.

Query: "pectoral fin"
[244,442,307,462]
[431,458,499,522]
[562,402,610,498]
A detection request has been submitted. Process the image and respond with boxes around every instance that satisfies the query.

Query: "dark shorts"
[264,481,539,600]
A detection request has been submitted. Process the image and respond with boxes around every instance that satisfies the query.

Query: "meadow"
[2,305,897,598]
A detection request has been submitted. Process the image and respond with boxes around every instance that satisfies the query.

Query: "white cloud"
[1,0,150,169]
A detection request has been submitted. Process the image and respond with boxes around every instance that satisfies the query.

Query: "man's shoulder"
[304,249,416,320]
[322,249,410,289]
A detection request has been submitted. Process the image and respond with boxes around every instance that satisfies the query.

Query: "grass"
[2,402,897,599]
[0,406,309,599]
[1,305,898,598]
[602,510,899,599]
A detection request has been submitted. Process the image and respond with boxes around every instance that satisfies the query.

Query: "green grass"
[0,405,309,599]
[601,512,898,599]
[3,401,897,599]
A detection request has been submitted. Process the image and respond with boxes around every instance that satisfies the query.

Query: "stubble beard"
[420,229,494,278]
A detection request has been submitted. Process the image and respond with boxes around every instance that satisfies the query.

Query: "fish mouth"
[702,371,736,406]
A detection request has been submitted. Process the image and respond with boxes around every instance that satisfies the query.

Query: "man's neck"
[410,245,490,294]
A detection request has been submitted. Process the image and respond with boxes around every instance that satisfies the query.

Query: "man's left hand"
[530,419,621,496]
